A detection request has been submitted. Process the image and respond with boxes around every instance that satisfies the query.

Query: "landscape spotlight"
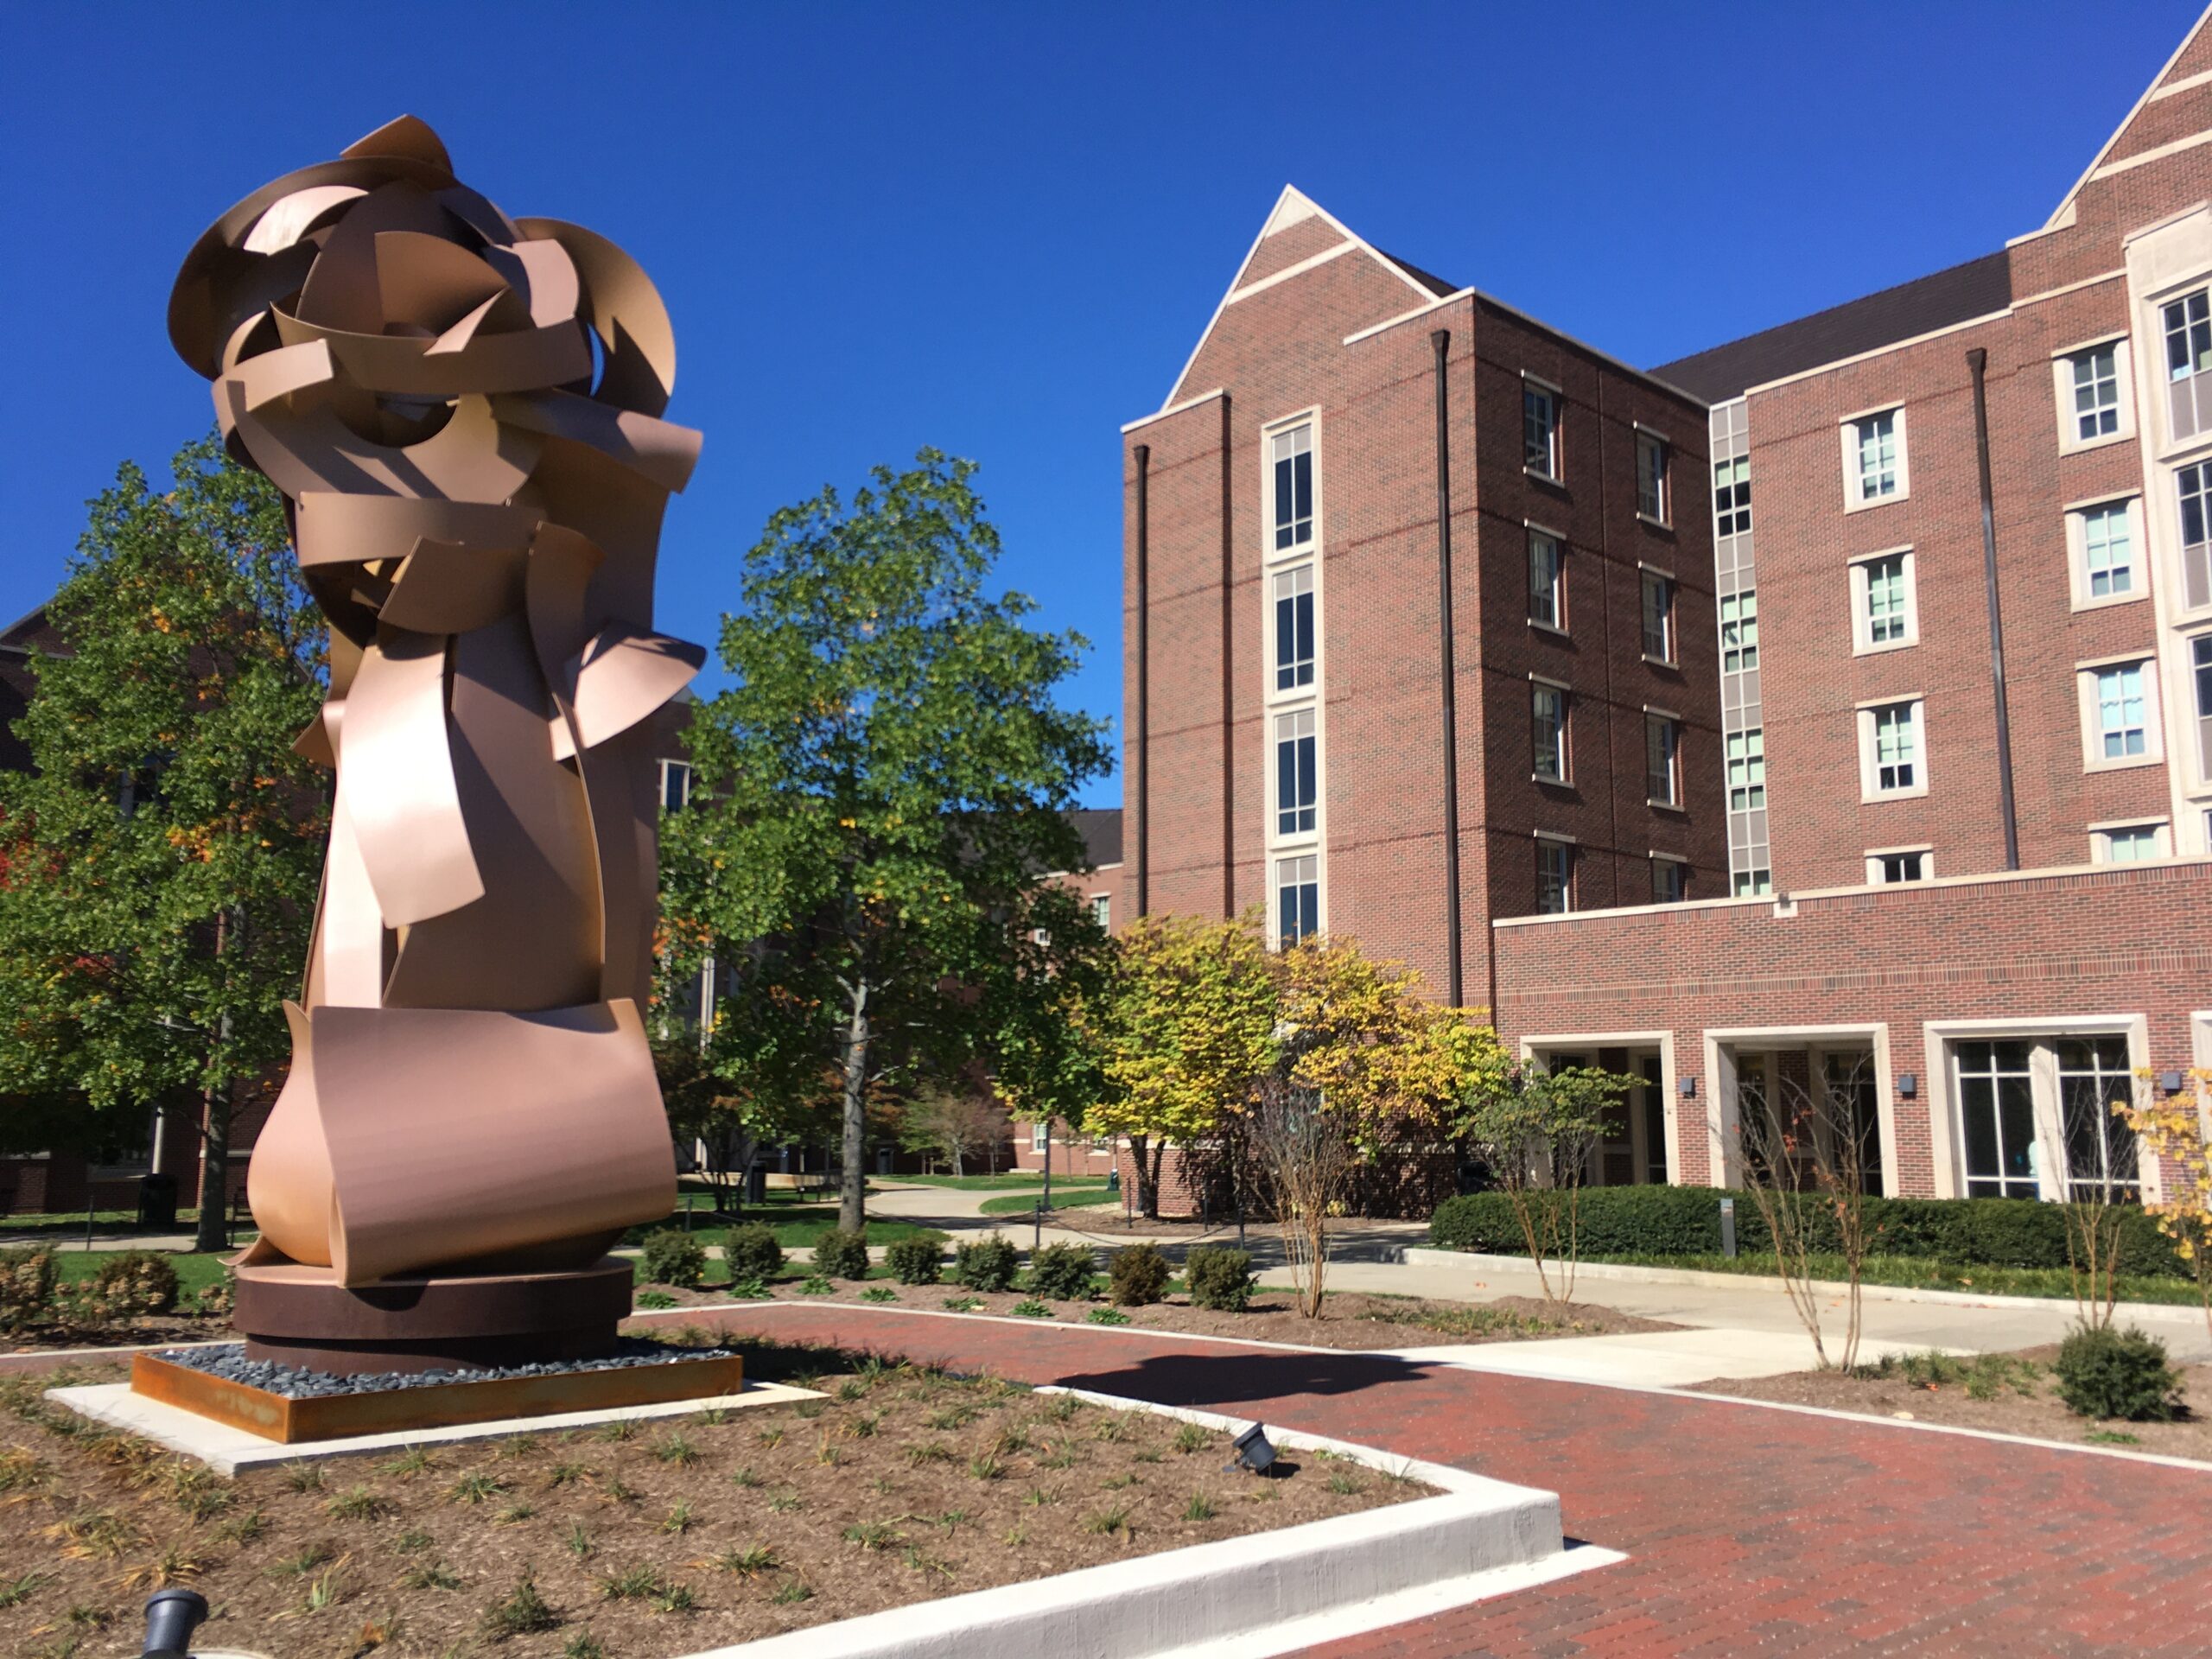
[141,1588,209,1658]
[1227,1421,1277,1476]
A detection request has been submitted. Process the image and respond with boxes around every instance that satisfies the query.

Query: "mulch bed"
[0,1338,1422,1658]
[1694,1344,2212,1459]
[1,1312,217,1357]
[647,1277,1677,1351]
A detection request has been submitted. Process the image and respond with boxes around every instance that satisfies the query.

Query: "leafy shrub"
[0,1248,55,1330]
[885,1238,943,1285]
[635,1290,677,1310]
[1427,1185,2190,1277]
[813,1228,871,1281]
[194,1267,237,1317]
[89,1250,180,1316]
[1184,1246,1255,1312]
[2055,1325,2181,1421]
[721,1224,784,1281]
[1107,1243,1171,1307]
[1027,1243,1096,1301]
[724,1277,770,1300]
[639,1230,708,1289]
[1007,1300,1052,1319]
[953,1235,1019,1292]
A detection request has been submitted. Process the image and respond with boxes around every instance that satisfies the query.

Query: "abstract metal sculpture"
[169,115,702,1370]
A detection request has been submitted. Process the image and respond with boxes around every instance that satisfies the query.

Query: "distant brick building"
[1119,10,2212,1205]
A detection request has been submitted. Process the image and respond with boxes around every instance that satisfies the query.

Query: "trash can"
[138,1173,179,1230]
[745,1165,766,1205]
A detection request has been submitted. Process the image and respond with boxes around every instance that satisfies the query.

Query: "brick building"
[1119,10,2212,1205]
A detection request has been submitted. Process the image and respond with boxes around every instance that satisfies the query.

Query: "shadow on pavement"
[1050,1345,1451,1412]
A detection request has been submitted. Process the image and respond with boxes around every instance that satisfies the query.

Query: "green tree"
[0,435,326,1249]
[1455,1061,1630,1304]
[662,452,1112,1230]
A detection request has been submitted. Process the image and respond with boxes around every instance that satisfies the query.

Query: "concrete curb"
[675,1393,1595,1659]
[1397,1245,2210,1322]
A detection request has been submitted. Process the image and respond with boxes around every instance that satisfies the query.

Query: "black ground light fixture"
[1227,1421,1278,1475]
[142,1587,210,1657]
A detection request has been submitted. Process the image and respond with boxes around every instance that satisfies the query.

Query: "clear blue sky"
[1,1,2200,805]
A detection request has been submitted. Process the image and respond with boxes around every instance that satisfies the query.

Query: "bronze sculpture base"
[234,1257,633,1375]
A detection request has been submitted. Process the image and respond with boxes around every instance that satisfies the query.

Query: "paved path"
[669,1301,2212,1656]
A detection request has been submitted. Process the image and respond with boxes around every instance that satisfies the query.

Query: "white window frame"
[2075,653,2163,772]
[1090,893,1111,932]
[1923,1016,2156,1203]
[1526,524,1566,634]
[1840,405,1909,510]
[1269,562,1317,699]
[1031,1120,1050,1154]
[1522,375,1561,482]
[1639,565,1676,664]
[1271,706,1319,842]
[2050,334,2135,454]
[1849,546,1918,653]
[1268,418,1316,557]
[1726,725,1765,813]
[1713,452,1751,537]
[1732,868,1772,898]
[1274,853,1320,947]
[1644,709,1682,809]
[2190,631,2212,786]
[1865,844,1933,885]
[1531,677,1570,785]
[2092,818,2171,863]
[2162,285,2212,443]
[1535,833,1574,915]
[2176,456,2212,615]
[2063,493,2145,612]
[1635,427,1671,526]
[1857,696,1928,801]
[1719,588,1758,674]
[658,759,694,812]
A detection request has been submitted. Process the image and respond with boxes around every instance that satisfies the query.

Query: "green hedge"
[1429,1185,2187,1278]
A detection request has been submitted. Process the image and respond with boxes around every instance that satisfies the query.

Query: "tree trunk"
[839,981,870,1232]
[194,1080,231,1254]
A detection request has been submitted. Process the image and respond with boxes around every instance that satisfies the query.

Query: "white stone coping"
[46,1378,817,1478]
[1399,1244,2212,1322]
[675,1389,1610,1659]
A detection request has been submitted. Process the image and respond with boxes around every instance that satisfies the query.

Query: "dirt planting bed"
[1694,1344,2212,1460]
[0,1337,1426,1658]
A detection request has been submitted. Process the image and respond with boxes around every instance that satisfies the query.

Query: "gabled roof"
[1648,250,2013,404]
[2038,2,2212,234]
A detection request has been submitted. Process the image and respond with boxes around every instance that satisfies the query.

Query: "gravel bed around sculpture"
[155,1338,741,1398]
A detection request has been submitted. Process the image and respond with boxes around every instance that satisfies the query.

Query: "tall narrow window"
[1640,570,1675,663]
[2095,663,2149,760]
[1855,410,1899,500]
[1636,432,1669,523]
[2070,344,2121,442]
[1523,384,1559,480]
[1527,530,1563,628]
[1956,1039,2038,1199]
[2180,461,2212,611]
[1531,683,1567,782]
[1865,701,1921,795]
[1535,838,1573,914]
[1649,857,1686,905]
[2079,501,2136,600]
[1713,454,1751,536]
[2058,1037,2139,1200]
[1644,715,1681,806]
[1726,728,1764,812]
[1273,565,1315,690]
[1720,591,1758,673]
[1271,423,1313,551]
[658,760,693,812]
[1273,709,1317,837]
[1276,855,1319,945]
[2164,287,2212,440]
[1090,893,1111,932]
[2193,633,2212,779]
[1859,551,1912,647]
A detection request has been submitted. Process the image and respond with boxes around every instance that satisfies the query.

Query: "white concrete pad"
[1375,1328,1945,1387]
[48,1377,817,1477]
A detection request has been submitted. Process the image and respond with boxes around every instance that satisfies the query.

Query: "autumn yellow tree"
[2119,1068,2212,1339]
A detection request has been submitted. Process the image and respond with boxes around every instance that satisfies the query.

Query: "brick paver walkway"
[677,1303,2212,1656]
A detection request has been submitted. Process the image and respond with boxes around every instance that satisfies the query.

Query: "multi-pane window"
[1645,715,1681,806]
[1956,1039,2038,1199]
[2181,461,2212,611]
[1276,855,1319,946]
[2164,287,2212,440]
[1531,683,1567,782]
[1271,424,1313,551]
[1273,709,1317,836]
[1273,564,1315,690]
[1862,552,1910,645]
[1640,570,1675,662]
[658,760,693,812]
[2080,501,2136,600]
[1732,868,1772,898]
[2069,344,2121,442]
[1866,700,1921,794]
[2095,663,2149,760]
[1032,1120,1050,1153]
[1535,837,1573,914]
[1527,530,1563,628]
[2100,823,2164,863]
[1852,410,1900,503]
[1636,432,1669,523]
[1090,893,1111,932]
[1713,454,1751,537]
[2193,633,2212,779]
[2059,1037,2139,1200]
[1726,728,1765,812]
[1649,858,1686,905]
[1523,383,1559,479]
[1869,849,1928,884]
[1720,591,1758,673]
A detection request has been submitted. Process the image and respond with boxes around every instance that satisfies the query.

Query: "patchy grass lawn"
[1554,1251,2209,1306]
[0,1339,1421,1657]
[976,1185,1115,1217]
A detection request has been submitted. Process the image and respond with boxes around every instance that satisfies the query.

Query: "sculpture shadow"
[1050,1345,1452,1414]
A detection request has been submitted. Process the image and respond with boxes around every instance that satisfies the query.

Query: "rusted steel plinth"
[130,1345,743,1444]
[233,1256,634,1374]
